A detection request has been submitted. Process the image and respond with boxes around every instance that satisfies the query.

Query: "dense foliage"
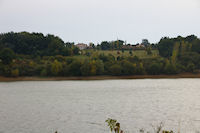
[98,40,124,50]
[0,32,200,77]
[0,32,79,56]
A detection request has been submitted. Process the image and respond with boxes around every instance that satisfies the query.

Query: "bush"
[164,64,177,74]
[40,69,47,77]
[147,63,162,75]
[11,68,19,77]
[186,63,195,73]
[68,60,82,76]
[109,64,122,76]
[81,60,91,76]
[121,60,136,75]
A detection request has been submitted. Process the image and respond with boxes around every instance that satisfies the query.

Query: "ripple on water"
[0,79,200,133]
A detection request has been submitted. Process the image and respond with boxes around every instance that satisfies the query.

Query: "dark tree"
[157,37,174,58]
[0,48,15,64]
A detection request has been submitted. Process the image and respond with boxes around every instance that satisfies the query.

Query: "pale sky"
[0,0,200,44]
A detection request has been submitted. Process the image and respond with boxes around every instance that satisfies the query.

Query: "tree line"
[0,32,200,77]
[0,32,79,56]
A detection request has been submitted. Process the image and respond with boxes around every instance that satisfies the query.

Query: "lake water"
[0,79,200,133]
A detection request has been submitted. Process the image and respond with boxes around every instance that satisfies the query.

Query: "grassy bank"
[84,49,159,58]
[0,73,200,82]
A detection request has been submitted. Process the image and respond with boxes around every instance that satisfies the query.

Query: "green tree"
[72,47,80,55]
[0,32,78,56]
[171,42,180,65]
[11,68,19,77]
[69,60,82,76]
[81,60,91,76]
[186,62,195,73]
[40,69,47,77]
[100,41,111,50]
[137,62,145,74]
[90,60,97,75]
[121,60,136,75]
[2,65,12,77]
[95,60,104,75]
[147,63,162,75]
[109,64,122,76]
[191,39,200,53]
[128,56,140,63]
[142,39,150,46]
[0,48,15,64]
[157,38,174,58]
[51,60,63,76]
[164,61,177,74]
[62,64,70,76]
[180,41,188,54]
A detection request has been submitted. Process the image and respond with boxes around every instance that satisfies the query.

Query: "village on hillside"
[75,39,150,50]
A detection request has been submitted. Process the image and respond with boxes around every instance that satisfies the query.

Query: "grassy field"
[82,49,159,59]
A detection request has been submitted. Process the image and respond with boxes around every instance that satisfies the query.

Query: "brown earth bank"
[0,73,200,82]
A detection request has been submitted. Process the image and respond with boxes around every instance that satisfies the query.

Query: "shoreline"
[0,73,200,82]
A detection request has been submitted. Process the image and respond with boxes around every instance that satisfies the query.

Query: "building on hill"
[121,45,134,50]
[133,43,145,50]
[76,43,88,50]
[135,43,145,48]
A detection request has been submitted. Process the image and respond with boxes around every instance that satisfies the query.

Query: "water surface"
[0,79,200,133]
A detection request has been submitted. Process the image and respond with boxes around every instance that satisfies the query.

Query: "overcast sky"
[0,0,200,44]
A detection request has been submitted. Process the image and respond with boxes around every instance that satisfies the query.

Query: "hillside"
[0,32,200,78]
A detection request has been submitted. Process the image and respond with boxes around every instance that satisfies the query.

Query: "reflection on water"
[0,79,200,133]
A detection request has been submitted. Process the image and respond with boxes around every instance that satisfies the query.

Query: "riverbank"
[0,73,200,82]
